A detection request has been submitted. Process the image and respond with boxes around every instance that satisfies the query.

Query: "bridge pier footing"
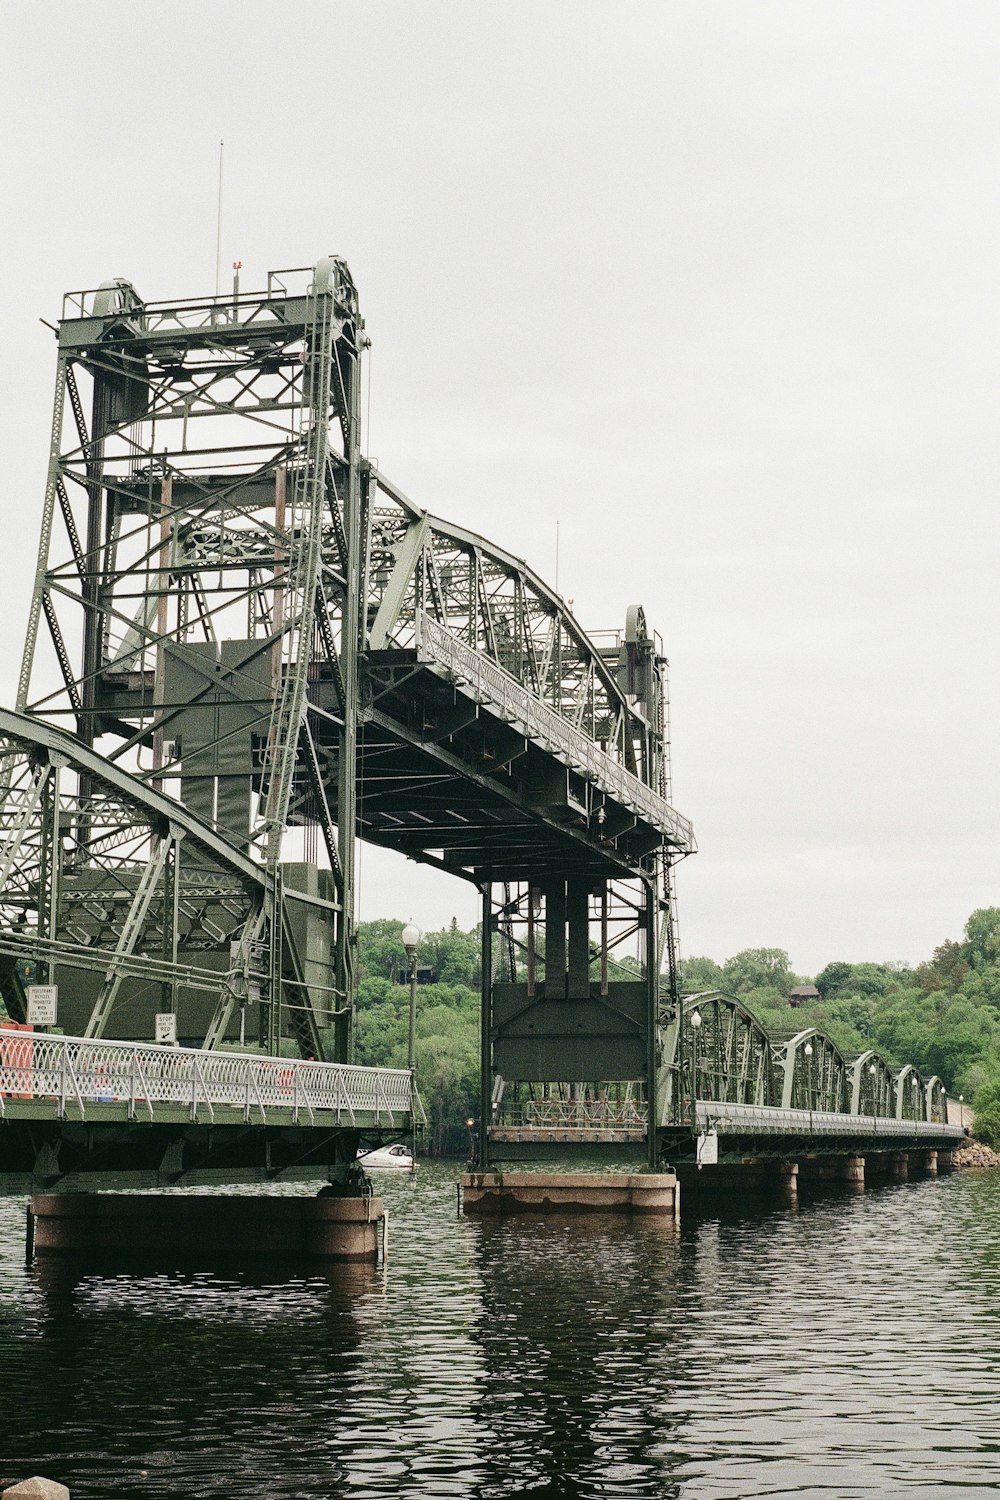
[774,1162,798,1199]
[842,1155,865,1189]
[27,1192,385,1263]
[890,1152,909,1181]
[460,1171,679,1216]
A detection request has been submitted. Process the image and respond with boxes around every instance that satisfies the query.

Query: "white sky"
[2,1,999,974]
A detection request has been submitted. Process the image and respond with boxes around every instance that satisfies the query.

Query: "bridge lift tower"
[2,258,695,1172]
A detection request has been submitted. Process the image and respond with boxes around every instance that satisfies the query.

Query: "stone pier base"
[29,1192,384,1262]
[461,1171,678,1216]
[923,1151,938,1176]
[890,1152,909,1181]
[774,1162,799,1198]
[842,1155,865,1189]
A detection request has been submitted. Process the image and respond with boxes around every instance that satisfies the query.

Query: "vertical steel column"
[543,879,567,998]
[36,766,52,989]
[479,883,493,1169]
[526,885,536,999]
[151,475,172,785]
[600,882,609,997]
[644,877,658,1170]
[336,322,361,1063]
[566,877,590,997]
[160,830,180,1018]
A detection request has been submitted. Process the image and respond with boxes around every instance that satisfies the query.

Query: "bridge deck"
[0,1029,412,1131]
[693,1099,965,1144]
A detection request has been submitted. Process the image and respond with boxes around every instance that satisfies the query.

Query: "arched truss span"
[657,991,775,1126]
[847,1049,896,1116]
[895,1063,927,1121]
[924,1075,947,1124]
[774,1027,849,1113]
[365,472,675,804]
[0,709,330,1058]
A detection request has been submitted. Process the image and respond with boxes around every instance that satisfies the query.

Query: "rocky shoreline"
[952,1138,1000,1169]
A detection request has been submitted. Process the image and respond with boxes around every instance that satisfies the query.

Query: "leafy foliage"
[356,919,480,1156]
[357,905,1000,1153]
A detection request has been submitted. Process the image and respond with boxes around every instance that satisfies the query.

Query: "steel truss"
[655,994,957,1149]
[8,258,695,1095]
[12,262,363,1056]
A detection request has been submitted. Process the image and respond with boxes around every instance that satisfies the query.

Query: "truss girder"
[11,259,694,1082]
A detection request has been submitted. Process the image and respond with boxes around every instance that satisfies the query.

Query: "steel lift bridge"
[0,258,961,1191]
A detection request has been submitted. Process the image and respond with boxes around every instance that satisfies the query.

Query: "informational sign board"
[26,984,58,1026]
[696,1128,719,1167]
[155,1012,178,1045]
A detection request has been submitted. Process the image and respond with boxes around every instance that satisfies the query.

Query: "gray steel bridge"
[0,258,961,1190]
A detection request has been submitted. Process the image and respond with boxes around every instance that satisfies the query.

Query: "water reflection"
[2,1170,1000,1497]
[2,1251,380,1499]
[467,1214,685,1499]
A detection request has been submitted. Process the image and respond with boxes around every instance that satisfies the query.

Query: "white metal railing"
[511,1099,647,1129]
[413,612,694,848]
[695,1099,966,1141]
[0,1029,412,1126]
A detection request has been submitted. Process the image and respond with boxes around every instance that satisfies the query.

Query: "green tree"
[680,956,724,992]
[815,961,853,1001]
[963,909,1000,971]
[721,948,795,997]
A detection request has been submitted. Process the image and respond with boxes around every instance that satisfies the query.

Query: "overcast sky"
[2,1,999,974]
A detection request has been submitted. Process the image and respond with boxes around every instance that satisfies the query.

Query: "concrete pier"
[460,1171,679,1216]
[774,1161,799,1198]
[923,1150,939,1175]
[842,1155,865,1189]
[890,1152,909,1182]
[29,1192,384,1262]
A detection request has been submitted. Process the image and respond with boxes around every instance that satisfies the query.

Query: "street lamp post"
[690,1008,702,1127]
[402,921,421,1176]
[803,1041,814,1097]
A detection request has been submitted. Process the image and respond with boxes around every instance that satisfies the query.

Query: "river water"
[2,1164,999,1498]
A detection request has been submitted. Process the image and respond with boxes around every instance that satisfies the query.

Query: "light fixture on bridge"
[869,1063,877,1075]
[804,1043,813,1057]
[690,1010,702,1030]
[402,921,421,960]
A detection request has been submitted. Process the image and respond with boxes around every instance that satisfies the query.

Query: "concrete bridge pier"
[460,1171,679,1216]
[842,1155,865,1190]
[938,1149,955,1170]
[890,1152,909,1182]
[922,1150,938,1175]
[28,1191,385,1263]
[774,1162,798,1200]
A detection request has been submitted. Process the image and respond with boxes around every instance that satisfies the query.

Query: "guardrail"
[413,612,695,849]
[0,1029,412,1127]
[508,1099,647,1129]
[694,1100,966,1141]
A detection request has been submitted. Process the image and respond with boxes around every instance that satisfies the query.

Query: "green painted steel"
[3,260,701,1184]
[655,991,955,1135]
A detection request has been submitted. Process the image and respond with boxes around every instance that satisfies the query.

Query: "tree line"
[356,906,1000,1155]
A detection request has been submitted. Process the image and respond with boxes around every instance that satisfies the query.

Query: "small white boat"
[357,1143,416,1170]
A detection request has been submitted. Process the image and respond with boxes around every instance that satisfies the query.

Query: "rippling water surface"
[2,1165,1000,1498]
